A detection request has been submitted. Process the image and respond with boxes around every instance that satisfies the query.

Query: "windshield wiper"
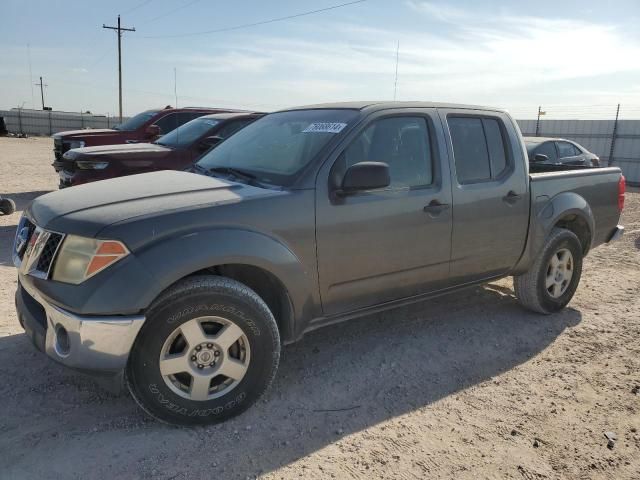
[208,166,257,181]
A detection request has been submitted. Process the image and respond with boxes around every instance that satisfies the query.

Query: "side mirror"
[198,135,223,152]
[532,153,549,163]
[145,124,161,138]
[337,162,390,196]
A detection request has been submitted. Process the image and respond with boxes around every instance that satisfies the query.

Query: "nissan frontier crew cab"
[14,102,625,426]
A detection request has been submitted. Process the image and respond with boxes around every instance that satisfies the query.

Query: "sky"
[2,0,640,119]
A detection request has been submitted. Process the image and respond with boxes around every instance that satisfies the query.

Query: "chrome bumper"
[17,279,145,374]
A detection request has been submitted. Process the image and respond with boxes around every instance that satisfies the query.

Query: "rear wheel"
[514,228,583,314]
[127,276,280,425]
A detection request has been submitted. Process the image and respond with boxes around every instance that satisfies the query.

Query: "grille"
[53,138,69,161]
[36,233,63,273]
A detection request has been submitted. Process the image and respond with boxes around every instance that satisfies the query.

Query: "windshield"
[196,109,359,186]
[114,110,158,131]
[156,118,220,148]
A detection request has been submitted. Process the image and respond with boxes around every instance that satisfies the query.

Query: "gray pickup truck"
[14,101,625,425]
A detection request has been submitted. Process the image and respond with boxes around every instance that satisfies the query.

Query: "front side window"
[215,118,257,140]
[155,118,220,148]
[535,142,558,162]
[196,109,359,186]
[338,117,433,188]
[448,116,510,184]
[154,113,179,135]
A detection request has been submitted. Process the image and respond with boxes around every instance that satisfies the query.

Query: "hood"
[54,129,117,139]
[65,142,171,159]
[28,170,281,237]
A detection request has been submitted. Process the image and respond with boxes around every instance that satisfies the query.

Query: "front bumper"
[607,225,624,243]
[15,279,145,375]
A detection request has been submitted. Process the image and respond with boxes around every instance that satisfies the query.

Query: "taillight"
[618,175,625,213]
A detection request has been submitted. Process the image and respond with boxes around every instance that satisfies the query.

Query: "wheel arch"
[513,191,594,274]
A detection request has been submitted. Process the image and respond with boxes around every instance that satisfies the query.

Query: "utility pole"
[535,106,546,136]
[35,76,47,110]
[103,15,135,122]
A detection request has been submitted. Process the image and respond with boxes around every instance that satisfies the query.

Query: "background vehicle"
[525,136,600,167]
[14,101,624,426]
[56,112,264,188]
[52,106,241,170]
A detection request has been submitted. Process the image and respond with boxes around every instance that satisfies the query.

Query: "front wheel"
[514,228,583,314]
[127,276,280,425]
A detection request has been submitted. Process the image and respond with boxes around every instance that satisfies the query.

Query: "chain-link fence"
[0,109,129,136]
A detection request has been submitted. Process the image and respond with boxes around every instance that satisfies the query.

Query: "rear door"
[315,108,453,315]
[439,109,530,283]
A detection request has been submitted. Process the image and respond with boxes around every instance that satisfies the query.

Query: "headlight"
[76,160,109,170]
[67,140,85,149]
[52,235,129,284]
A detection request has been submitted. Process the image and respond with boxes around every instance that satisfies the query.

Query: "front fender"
[513,191,594,274]
[133,228,316,328]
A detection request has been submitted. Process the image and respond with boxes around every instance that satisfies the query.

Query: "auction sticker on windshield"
[303,122,347,134]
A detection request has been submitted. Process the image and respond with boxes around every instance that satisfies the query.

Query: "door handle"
[502,190,522,205]
[423,200,450,216]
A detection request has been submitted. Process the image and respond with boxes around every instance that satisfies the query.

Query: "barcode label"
[302,122,347,134]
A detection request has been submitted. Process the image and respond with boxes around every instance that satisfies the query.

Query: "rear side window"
[448,116,510,184]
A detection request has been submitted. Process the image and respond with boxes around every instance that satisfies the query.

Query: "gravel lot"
[1,136,639,480]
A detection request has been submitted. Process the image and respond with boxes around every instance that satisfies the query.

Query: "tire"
[514,228,583,314]
[126,275,280,426]
[0,198,16,215]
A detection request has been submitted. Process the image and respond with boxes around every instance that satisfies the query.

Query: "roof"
[523,136,567,144]
[198,112,264,120]
[280,101,506,114]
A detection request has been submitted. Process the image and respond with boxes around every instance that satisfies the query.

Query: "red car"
[52,106,240,170]
[56,112,264,187]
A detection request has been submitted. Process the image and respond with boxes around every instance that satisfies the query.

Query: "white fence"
[0,109,128,135]
[516,119,640,185]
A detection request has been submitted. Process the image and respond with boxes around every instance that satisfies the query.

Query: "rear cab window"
[447,116,511,184]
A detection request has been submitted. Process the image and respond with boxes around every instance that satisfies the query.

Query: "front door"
[315,109,453,316]
[439,109,530,283]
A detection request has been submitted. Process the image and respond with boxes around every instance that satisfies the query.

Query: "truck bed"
[529,166,623,249]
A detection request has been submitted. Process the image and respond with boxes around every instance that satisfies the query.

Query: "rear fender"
[513,192,594,274]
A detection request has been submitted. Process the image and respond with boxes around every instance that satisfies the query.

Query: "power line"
[144,0,204,24]
[123,0,154,15]
[140,0,369,38]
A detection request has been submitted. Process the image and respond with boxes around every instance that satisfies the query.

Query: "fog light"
[55,324,70,357]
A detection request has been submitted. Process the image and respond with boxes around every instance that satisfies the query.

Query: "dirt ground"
[0,136,638,480]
